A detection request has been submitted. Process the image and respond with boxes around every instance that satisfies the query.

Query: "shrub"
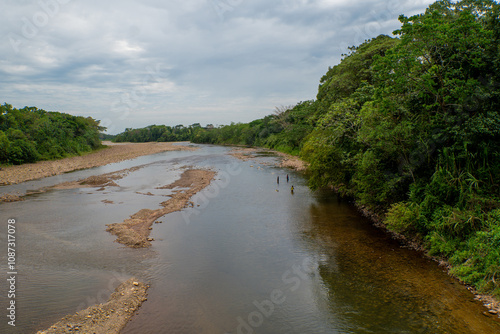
[385,202,422,234]
[450,224,500,296]
[7,139,40,164]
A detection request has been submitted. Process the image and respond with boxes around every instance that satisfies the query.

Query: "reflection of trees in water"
[300,195,468,333]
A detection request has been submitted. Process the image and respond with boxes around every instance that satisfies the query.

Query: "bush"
[8,139,40,164]
[0,104,104,164]
[450,224,500,296]
[385,202,422,234]
[0,130,10,162]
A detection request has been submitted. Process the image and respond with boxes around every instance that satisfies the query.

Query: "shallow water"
[0,145,499,333]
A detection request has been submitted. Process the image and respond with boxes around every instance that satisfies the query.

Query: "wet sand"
[106,169,217,248]
[0,141,195,186]
[36,278,148,334]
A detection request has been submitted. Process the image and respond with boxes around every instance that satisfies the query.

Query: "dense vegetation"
[191,101,317,155]
[0,103,104,165]
[99,133,116,141]
[113,124,203,143]
[116,101,317,155]
[113,0,500,297]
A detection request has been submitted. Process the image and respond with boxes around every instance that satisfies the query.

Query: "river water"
[1,145,499,334]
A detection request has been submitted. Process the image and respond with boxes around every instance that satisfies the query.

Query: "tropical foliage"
[0,103,104,165]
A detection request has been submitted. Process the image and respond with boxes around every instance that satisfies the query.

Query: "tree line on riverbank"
[111,0,500,297]
[0,104,103,165]
[112,123,204,143]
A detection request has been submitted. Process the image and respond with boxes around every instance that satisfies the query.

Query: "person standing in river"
[287,174,289,183]
[277,176,280,185]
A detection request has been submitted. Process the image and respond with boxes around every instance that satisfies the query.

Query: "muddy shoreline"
[36,278,148,334]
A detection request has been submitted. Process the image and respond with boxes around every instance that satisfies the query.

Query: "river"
[0,145,499,333]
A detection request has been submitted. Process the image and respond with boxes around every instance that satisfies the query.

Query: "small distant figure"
[277,176,280,185]
[286,174,289,183]
[291,185,294,194]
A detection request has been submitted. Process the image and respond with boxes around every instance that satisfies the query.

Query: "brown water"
[0,145,499,333]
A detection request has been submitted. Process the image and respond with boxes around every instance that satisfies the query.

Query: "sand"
[106,168,217,248]
[0,141,196,186]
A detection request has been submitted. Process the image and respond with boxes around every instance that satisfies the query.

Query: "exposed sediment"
[36,278,148,334]
[52,166,144,190]
[0,166,144,203]
[229,147,307,171]
[0,141,196,186]
[106,169,216,248]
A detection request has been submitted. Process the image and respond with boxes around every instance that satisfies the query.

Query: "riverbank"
[0,141,196,186]
[230,146,500,317]
[229,147,307,171]
[36,278,148,334]
[223,146,500,317]
[4,143,500,333]
[106,168,217,248]
[357,198,500,317]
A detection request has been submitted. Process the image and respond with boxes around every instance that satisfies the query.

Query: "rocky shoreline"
[36,278,148,334]
[0,141,195,186]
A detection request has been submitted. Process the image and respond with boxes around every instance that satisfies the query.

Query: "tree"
[0,104,104,164]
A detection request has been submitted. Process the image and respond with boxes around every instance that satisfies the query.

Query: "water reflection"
[304,190,500,333]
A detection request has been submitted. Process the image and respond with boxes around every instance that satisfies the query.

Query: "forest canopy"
[0,103,104,164]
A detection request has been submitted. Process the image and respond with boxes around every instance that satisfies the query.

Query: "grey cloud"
[0,0,434,133]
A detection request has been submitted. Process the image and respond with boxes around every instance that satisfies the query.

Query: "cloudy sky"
[1,0,434,134]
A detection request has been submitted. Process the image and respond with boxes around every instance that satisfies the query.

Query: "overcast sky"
[1,0,434,134]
